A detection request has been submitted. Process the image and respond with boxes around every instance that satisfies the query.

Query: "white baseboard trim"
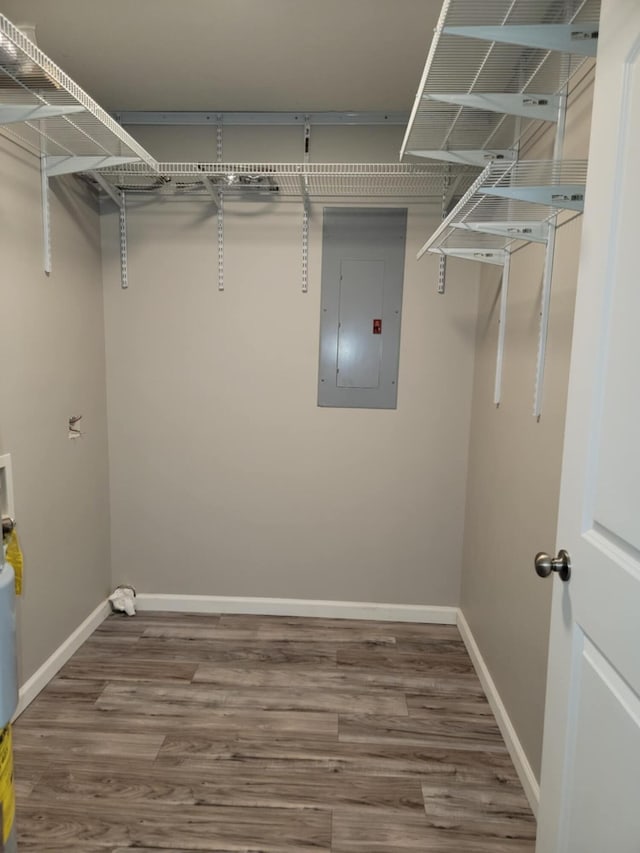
[135,594,458,624]
[456,609,540,817]
[14,598,111,719]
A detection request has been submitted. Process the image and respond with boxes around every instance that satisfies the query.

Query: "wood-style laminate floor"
[12,612,537,852]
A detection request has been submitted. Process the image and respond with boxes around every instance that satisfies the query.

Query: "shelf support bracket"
[424,93,562,122]
[299,171,311,293]
[119,191,128,290]
[478,184,585,211]
[406,149,516,167]
[451,220,550,244]
[302,203,310,294]
[46,155,139,177]
[533,220,557,418]
[90,170,124,208]
[494,251,511,406]
[216,114,223,162]
[303,115,311,162]
[435,248,507,266]
[443,24,598,57]
[300,123,311,294]
[40,155,51,275]
[87,171,128,289]
[217,194,224,292]
[437,187,450,294]
[437,254,447,295]
[202,177,220,212]
[0,104,85,125]
[533,82,568,418]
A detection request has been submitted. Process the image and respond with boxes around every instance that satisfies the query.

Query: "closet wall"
[460,68,595,782]
[100,127,480,606]
[0,136,111,682]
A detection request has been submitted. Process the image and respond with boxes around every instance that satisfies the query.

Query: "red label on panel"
[373,319,382,334]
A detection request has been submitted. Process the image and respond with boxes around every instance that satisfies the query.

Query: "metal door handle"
[535,549,571,582]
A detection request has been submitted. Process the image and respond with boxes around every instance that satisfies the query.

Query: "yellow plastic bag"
[5,529,23,596]
[0,726,15,845]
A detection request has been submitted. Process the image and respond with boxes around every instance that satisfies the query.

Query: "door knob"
[535,549,571,582]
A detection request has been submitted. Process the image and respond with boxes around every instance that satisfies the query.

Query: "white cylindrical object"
[0,564,18,728]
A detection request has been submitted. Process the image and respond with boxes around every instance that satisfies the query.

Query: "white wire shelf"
[0,14,156,172]
[85,162,476,203]
[418,159,588,262]
[401,0,600,165]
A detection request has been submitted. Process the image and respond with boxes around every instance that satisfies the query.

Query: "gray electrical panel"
[318,207,407,409]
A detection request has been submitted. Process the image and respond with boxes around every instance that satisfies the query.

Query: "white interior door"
[536,1,640,851]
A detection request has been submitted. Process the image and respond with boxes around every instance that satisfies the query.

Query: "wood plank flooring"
[12,612,536,852]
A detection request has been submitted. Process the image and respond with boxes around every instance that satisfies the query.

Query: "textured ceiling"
[0,0,440,112]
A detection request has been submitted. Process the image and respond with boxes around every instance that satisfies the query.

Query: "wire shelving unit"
[0,14,156,172]
[400,0,600,166]
[418,159,588,263]
[399,0,600,417]
[87,162,475,202]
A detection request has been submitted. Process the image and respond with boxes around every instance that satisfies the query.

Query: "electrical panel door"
[318,208,407,409]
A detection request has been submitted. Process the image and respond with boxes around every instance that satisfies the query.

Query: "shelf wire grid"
[401,0,600,159]
[85,162,476,203]
[0,14,157,166]
[422,158,588,256]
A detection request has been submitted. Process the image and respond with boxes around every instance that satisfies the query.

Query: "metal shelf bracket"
[478,184,585,211]
[0,104,85,125]
[300,164,311,293]
[217,196,224,292]
[442,24,599,57]
[436,248,507,266]
[437,254,447,295]
[46,155,139,177]
[40,155,51,275]
[406,149,516,167]
[119,191,128,290]
[494,251,511,406]
[90,170,124,208]
[533,221,558,418]
[424,93,562,123]
[302,203,310,294]
[451,220,550,243]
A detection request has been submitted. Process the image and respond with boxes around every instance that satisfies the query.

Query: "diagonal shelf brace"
[494,251,511,406]
[443,24,599,57]
[47,155,139,177]
[451,220,550,243]
[406,149,516,167]
[0,104,85,125]
[479,184,585,211]
[202,177,220,211]
[90,170,124,208]
[424,93,561,122]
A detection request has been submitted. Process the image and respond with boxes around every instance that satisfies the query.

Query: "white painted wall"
[0,137,111,682]
[100,127,480,605]
[460,69,595,782]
